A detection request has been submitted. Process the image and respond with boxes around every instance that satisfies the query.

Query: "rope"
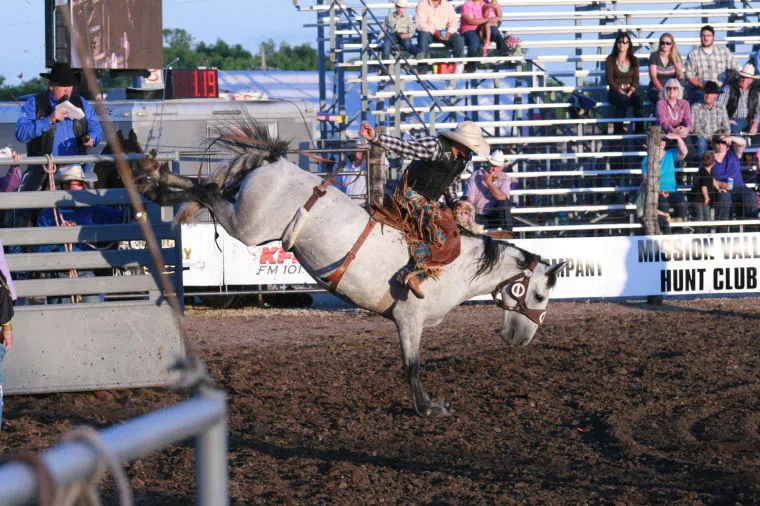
[44,157,81,303]
[51,426,134,506]
[3,450,55,506]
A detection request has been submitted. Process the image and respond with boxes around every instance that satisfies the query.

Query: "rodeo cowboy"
[360,120,490,299]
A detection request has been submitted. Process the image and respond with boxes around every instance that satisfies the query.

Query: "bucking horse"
[132,122,564,416]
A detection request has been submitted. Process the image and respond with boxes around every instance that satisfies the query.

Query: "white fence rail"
[0,388,227,505]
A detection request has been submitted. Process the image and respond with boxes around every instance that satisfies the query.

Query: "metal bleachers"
[296,0,760,236]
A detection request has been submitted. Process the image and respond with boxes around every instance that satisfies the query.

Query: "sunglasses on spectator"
[617,40,630,45]
[715,139,728,145]
[660,40,673,46]
[666,87,679,90]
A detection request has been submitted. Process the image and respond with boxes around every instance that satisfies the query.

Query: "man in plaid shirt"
[691,80,730,157]
[684,25,739,104]
[360,120,489,298]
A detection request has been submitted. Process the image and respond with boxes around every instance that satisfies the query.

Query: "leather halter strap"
[322,218,377,292]
[491,257,547,326]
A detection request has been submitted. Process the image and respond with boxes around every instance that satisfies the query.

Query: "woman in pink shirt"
[459,0,507,69]
[656,78,692,138]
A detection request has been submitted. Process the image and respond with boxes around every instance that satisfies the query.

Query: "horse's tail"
[174,202,201,226]
[205,119,289,193]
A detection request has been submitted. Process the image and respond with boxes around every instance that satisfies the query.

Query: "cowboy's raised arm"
[361,122,442,160]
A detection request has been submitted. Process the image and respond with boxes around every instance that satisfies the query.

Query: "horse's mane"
[206,118,290,195]
[460,230,539,281]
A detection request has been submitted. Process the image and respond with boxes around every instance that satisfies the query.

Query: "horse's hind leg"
[395,315,451,417]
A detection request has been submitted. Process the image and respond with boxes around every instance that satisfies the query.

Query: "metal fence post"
[195,387,228,506]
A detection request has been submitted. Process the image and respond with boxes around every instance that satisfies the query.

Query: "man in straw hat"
[360,120,489,299]
[717,62,760,135]
[15,62,103,194]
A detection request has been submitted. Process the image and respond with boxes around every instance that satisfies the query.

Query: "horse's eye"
[535,294,545,303]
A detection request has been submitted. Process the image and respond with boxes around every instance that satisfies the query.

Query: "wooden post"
[642,126,661,236]
[368,126,386,208]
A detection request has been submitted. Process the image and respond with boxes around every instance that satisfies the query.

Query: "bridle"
[491,257,547,326]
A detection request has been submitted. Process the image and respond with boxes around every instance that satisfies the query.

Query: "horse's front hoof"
[427,400,452,417]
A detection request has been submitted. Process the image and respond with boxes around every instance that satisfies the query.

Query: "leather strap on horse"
[303,163,344,212]
[322,218,377,292]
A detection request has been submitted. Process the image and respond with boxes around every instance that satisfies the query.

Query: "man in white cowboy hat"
[380,0,415,62]
[463,149,514,232]
[360,120,489,298]
[15,62,103,194]
[717,62,760,135]
[36,164,124,304]
[684,24,740,104]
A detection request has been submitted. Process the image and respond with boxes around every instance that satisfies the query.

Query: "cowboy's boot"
[396,269,425,299]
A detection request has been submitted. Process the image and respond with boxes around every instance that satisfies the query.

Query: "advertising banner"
[181,224,760,298]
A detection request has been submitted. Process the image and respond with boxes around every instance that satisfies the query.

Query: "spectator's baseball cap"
[704,81,720,94]
[55,164,93,186]
[440,121,490,157]
[40,62,78,86]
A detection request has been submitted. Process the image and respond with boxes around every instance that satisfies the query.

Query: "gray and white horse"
[136,125,564,416]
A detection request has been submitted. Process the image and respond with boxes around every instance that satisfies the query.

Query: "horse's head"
[494,258,565,347]
[94,129,145,189]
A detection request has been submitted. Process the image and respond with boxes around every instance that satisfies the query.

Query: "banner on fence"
[181,224,760,298]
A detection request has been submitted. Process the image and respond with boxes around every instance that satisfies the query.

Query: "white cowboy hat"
[439,121,490,158]
[55,164,94,185]
[487,149,507,167]
[395,0,409,6]
[738,62,759,79]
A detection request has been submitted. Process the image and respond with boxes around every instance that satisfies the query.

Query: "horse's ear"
[129,129,138,144]
[116,130,125,141]
[546,262,566,276]
[544,262,566,289]
[149,148,158,158]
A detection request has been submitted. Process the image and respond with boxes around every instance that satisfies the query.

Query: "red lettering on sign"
[259,247,278,264]
[277,249,294,263]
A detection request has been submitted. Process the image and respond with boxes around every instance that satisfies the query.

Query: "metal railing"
[0,387,227,505]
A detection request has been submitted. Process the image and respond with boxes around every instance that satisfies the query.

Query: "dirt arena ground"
[2,297,760,504]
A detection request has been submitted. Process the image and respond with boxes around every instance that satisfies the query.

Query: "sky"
[0,0,313,86]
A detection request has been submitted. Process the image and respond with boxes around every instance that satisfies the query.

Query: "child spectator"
[479,0,502,57]
[454,200,484,234]
[689,151,715,222]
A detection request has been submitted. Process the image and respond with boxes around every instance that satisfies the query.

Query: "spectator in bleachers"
[641,132,689,230]
[710,134,759,220]
[380,0,415,62]
[459,0,507,72]
[691,81,730,158]
[685,25,739,104]
[716,63,760,135]
[656,79,692,139]
[478,0,503,58]
[463,149,514,231]
[415,0,464,64]
[648,33,685,106]
[605,33,644,135]
[689,151,715,222]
